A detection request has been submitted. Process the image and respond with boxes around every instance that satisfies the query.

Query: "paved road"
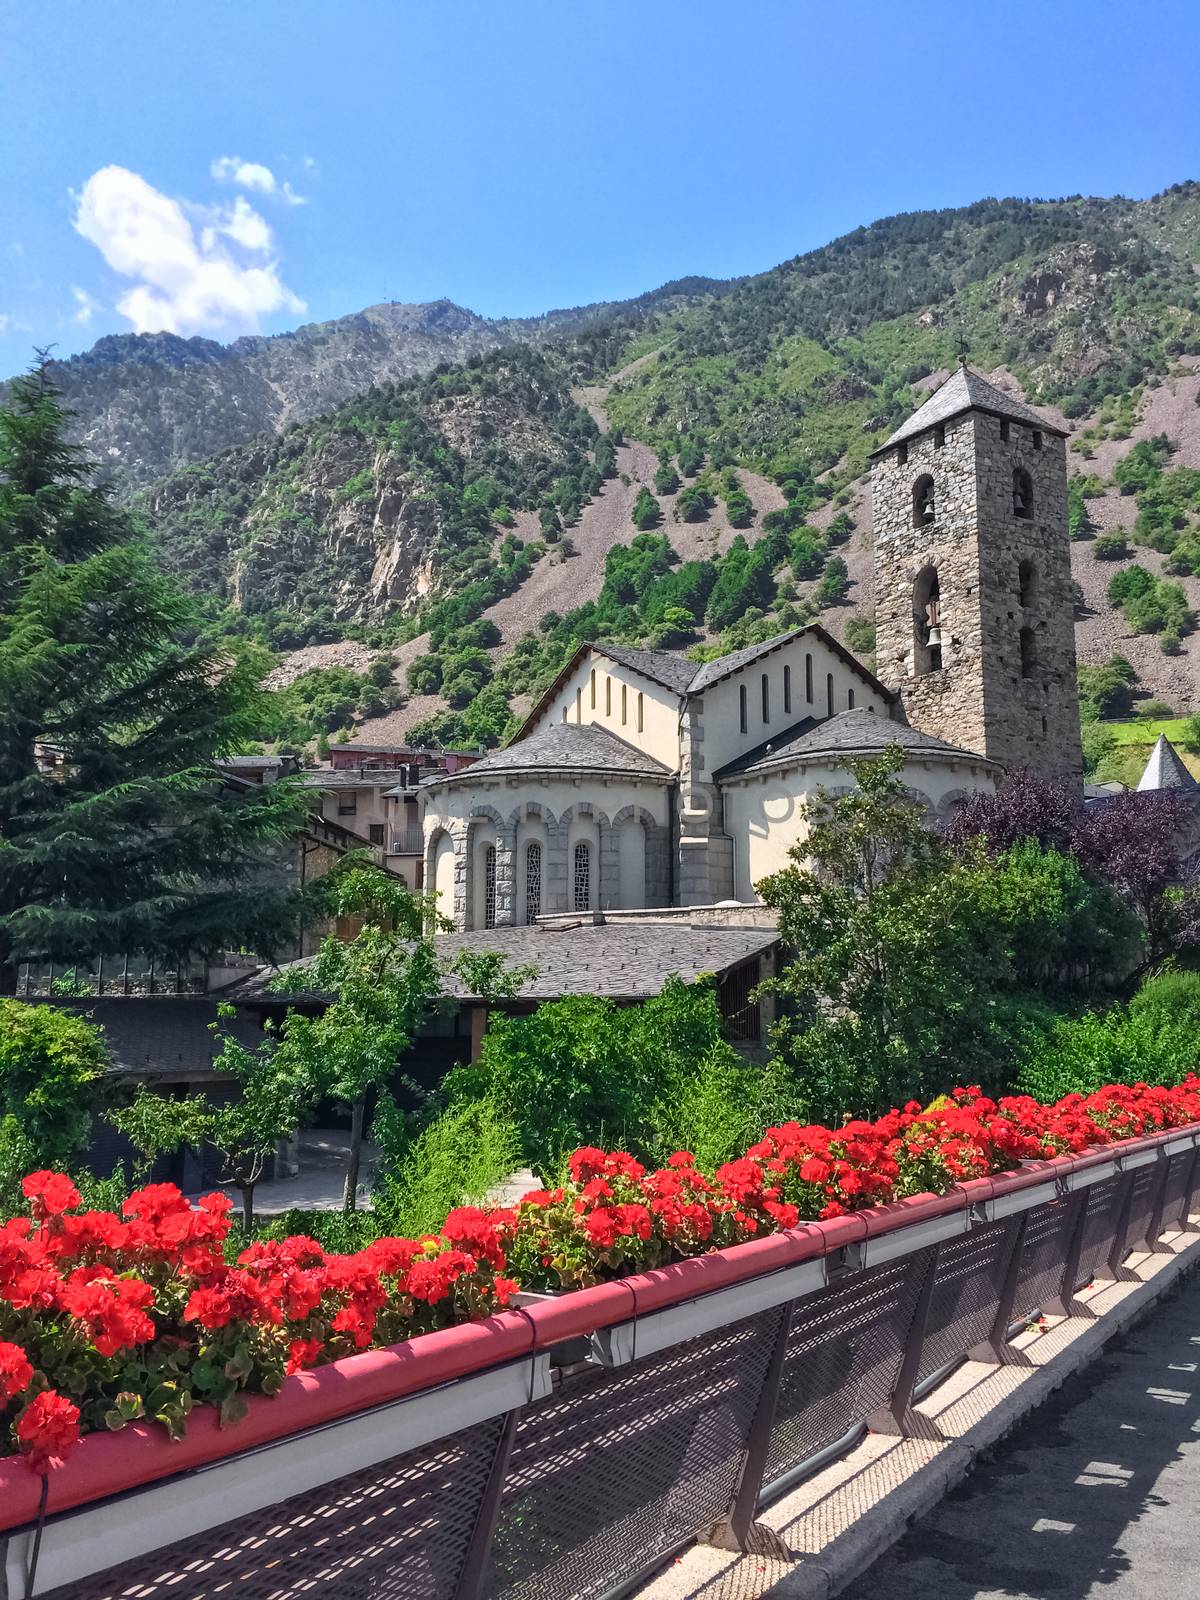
[840,1274,1200,1600]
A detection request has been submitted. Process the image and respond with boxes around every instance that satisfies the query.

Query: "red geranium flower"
[16,1390,80,1470]
[0,1341,33,1401]
[21,1171,81,1219]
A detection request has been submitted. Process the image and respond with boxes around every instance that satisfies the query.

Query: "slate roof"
[687,628,798,692]
[45,998,265,1081]
[717,707,994,780]
[877,365,1069,452]
[598,644,698,696]
[427,721,674,785]
[230,922,779,1007]
[1137,734,1198,792]
[299,768,402,790]
[219,755,285,770]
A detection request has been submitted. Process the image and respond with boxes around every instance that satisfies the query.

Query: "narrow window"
[1018,558,1036,608]
[848,688,855,709]
[1032,429,1043,451]
[606,676,612,716]
[897,441,908,466]
[525,843,542,924]
[369,823,385,846]
[573,842,591,911]
[1013,467,1033,520]
[1020,626,1037,678]
[562,705,568,722]
[912,474,935,529]
[783,662,792,715]
[590,669,596,709]
[1000,418,1010,443]
[1042,716,1048,735]
[761,672,770,723]
[621,683,627,725]
[826,673,834,717]
[575,686,582,721]
[483,845,497,929]
[637,691,644,733]
[805,653,813,702]
[913,564,942,674]
[933,424,945,448]
[739,683,748,733]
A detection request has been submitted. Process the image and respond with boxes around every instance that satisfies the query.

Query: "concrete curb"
[635,1228,1200,1600]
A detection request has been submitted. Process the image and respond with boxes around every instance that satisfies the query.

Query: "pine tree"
[0,360,308,989]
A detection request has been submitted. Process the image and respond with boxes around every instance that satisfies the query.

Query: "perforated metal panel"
[1074,1172,1126,1287]
[483,1304,785,1600]
[1159,1150,1195,1235]
[1011,1199,1075,1319]
[917,1221,1011,1384]
[1124,1162,1163,1253]
[763,1249,934,1487]
[41,1415,506,1600]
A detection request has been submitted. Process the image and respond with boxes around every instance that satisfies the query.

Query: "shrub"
[815,556,850,607]
[0,1002,107,1205]
[373,1099,520,1238]
[844,616,876,655]
[676,485,715,523]
[631,487,660,530]
[1093,532,1130,560]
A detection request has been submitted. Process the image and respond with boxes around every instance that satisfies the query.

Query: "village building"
[419,363,1080,930]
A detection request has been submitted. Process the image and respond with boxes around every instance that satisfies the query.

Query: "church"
[420,364,1082,930]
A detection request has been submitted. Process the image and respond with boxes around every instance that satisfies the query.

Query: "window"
[913,565,942,674]
[933,424,945,448]
[912,474,935,529]
[573,842,591,911]
[1018,558,1036,608]
[621,683,628,725]
[337,793,357,815]
[483,845,497,929]
[1032,429,1043,451]
[369,823,385,846]
[783,663,792,715]
[1000,418,1010,443]
[562,705,568,722]
[826,673,834,716]
[525,843,542,924]
[761,672,770,723]
[637,691,644,733]
[1013,467,1033,520]
[805,653,813,702]
[897,441,908,466]
[606,676,612,716]
[590,669,596,709]
[739,683,748,734]
[575,687,582,722]
[1020,626,1037,678]
[848,689,855,709]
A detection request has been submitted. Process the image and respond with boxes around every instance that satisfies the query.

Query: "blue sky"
[1,0,1197,371]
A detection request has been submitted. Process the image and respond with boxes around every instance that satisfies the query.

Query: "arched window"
[848,688,855,709]
[913,565,942,675]
[1013,468,1033,520]
[1020,626,1037,678]
[637,691,644,733]
[805,653,813,702]
[933,424,945,448]
[483,845,497,930]
[573,842,591,912]
[783,663,792,715]
[1018,558,1037,608]
[621,684,627,725]
[605,676,612,717]
[525,843,542,925]
[1000,418,1010,443]
[575,687,583,721]
[590,669,596,709]
[896,441,908,466]
[561,705,568,722]
[912,474,935,529]
[826,673,834,716]
[761,672,770,723]
[739,683,748,734]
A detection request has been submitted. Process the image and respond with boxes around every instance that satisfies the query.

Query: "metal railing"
[4,1125,1199,1600]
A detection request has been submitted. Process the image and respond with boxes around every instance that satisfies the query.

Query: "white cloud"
[210,154,305,205]
[73,165,305,339]
[71,286,102,325]
[0,314,9,336]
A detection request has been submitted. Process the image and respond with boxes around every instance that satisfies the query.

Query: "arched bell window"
[912,474,935,529]
[913,564,942,675]
[1013,467,1033,520]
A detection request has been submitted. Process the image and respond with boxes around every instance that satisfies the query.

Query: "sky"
[1,0,1199,372]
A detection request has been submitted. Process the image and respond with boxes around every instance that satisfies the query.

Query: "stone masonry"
[872,392,1083,782]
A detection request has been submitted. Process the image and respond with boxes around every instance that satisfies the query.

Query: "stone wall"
[872,406,1082,781]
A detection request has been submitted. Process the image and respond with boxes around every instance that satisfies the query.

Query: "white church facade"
[421,364,1079,930]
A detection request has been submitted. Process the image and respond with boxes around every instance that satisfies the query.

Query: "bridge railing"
[3,1125,1198,1600]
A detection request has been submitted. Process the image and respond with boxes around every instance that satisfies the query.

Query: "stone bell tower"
[870,362,1082,782]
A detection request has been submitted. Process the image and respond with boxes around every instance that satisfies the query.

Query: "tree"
[654,461,680,496]
[0,361,308,990]
[631,488,660,531]
[816,556,849,607]
[1077,655,1138,721]
[266,866,447,1210]
[0,999,107,1201]
[110,1007,317,1231]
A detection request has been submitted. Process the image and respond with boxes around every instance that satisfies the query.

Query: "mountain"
[66,186,1200,750]
[19,281,730,494]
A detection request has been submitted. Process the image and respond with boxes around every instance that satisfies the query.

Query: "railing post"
[1134,1154,1173,1255]
[1100,1169,1142,1284]
[866,1243,945,1442]
[967,1211,1034,1363]
[1177,1146,1200,1234]
[1044,1189,1095,1320]
[701,1301,794,1560]
[452,1407,520,1600]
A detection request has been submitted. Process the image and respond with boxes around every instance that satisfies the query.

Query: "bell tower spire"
[870,367,1082,782]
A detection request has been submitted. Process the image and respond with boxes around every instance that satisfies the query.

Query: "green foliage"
[653,461,680,495]
[676,484,715,523]
[1077,655,1139,721]
[815,555,850,607]
[373,1099,521,1238]
[631,487,661,531]
[844,616,876,655]
[704,535,775,629]
[1092,531,1130,560]
[0,1000,107,1204]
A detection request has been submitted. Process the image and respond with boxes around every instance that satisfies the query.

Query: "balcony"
[387,827,423,856]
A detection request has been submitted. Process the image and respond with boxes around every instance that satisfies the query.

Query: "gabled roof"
[875,364,1068,454]
[597,643,698,696]
[717,707,996,781]
[425,719,674,785]
[1137,733,1198,792]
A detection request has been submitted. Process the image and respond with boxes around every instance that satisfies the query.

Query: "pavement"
[839,1272,1200,1600]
